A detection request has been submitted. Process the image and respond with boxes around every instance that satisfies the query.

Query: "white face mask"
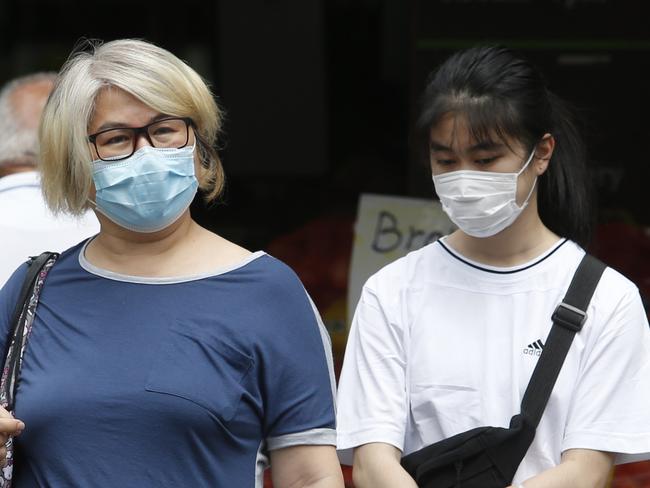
[432,148,537,238]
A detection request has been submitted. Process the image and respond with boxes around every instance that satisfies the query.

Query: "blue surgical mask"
[91,145,199,233]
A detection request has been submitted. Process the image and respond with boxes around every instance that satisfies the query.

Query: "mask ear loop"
[516,147,537,176]
[516,147,538,209]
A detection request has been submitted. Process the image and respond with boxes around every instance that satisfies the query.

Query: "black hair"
[416,45,594,247]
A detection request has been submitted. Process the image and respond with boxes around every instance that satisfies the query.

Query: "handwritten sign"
[346,193,456,327]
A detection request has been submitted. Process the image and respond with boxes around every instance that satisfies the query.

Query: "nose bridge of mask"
[93,144,195,176]
[434,146,536,183]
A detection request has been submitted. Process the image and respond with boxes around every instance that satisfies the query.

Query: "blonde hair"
[40,38,225,214]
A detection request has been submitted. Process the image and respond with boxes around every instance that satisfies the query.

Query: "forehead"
[88,86,159,133]
[429,112,515,152]
[430,113,470,148]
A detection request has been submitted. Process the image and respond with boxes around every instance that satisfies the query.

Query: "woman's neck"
[0,164,36,178]
[85,211,201,276]
[84,210,252,278]
[445,202,561,267]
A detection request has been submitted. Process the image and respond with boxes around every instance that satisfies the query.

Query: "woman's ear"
[534,133,555,175]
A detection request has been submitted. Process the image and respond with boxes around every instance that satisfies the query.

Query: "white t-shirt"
[0,171,99,287]
[336,237,650,483]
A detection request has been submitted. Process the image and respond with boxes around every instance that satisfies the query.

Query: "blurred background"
[2,1,649,485]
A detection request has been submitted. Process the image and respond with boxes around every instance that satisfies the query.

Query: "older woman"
[0,39,343,488]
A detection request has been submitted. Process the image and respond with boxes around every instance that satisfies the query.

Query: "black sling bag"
[400,253,606,488]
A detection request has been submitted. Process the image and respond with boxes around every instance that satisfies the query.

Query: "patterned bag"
[0,252,58,487]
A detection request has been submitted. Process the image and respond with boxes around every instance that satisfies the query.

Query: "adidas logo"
[523,339,545,357]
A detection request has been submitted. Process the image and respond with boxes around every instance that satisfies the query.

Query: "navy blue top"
[0,241,336,487]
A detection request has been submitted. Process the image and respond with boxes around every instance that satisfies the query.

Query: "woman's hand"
[0,408,25,467]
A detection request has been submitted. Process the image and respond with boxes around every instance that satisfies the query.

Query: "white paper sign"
[346,193,456,327]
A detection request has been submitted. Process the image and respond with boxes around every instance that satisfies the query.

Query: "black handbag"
[401,253,606,488]
[0,252,59,488]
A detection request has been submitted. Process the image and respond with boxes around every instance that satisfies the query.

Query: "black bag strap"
[2,251,59,410]
[520,253,606,428]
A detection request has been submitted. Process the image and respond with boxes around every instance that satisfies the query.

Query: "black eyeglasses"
[88,117,193,162]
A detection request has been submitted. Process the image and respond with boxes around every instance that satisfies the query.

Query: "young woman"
[0,39,343,488]
[336,46,650,488]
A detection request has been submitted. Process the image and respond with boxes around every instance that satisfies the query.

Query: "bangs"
[417,91,531,155]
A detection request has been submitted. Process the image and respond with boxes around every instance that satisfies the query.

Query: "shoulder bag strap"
[1,251,59,411]
[519,253,606,428]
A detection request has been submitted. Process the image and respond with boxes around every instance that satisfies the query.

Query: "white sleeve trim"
[337,427,405,452]
[303,290,338,409]
[267,428,336,450]
[563,430,650,465]
[336,428,405,466]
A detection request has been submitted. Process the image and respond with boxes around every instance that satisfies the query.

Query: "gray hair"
[0,72,57,168]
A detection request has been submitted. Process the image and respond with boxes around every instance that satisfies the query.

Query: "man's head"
[0,72,57,175]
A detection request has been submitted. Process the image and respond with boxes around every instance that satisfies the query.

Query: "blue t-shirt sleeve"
[258,259,336,449]
[0,262,30,354]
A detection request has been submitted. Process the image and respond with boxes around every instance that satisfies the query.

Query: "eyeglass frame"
[87,116,194,162]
